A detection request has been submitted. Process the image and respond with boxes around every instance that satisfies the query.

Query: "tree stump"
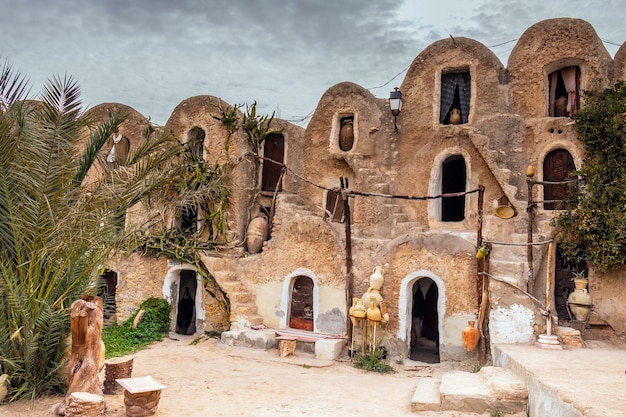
[55,295,104,416]
[104,358,134,395]
[64,392,105,417]
[123,389,162,417]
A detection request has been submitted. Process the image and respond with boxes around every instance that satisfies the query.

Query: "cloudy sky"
[0,0,623,126]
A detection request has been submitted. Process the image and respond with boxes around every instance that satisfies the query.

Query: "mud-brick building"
[86,18,626,361]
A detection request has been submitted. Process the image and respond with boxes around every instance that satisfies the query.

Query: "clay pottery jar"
[554,96,568,117]
[366,297,382,322]
[462,320,480,352]
[568,280,592,321]
[449,108,461,124]
[369,265,384,290]
[362,288,382,308]
[339,119,354,151]
[349,297,366,319]
[245,213,269,254]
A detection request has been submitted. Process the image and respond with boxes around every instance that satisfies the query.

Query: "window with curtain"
[549,66,580,118]
[440,71,471,125]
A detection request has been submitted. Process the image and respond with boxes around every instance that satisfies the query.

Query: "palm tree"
[0,61,182,400]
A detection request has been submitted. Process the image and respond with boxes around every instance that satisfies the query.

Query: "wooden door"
[289,276,314,331]
[261,133,285,192]
[543,149,575,210]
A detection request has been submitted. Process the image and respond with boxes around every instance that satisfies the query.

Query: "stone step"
[439,367,528,414]
[411,377,442,412]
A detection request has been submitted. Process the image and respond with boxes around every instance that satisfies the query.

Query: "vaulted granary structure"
[82,18,626,361]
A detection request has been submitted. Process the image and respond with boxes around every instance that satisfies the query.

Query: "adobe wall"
[83,18,626,355]
[508,18,613,118]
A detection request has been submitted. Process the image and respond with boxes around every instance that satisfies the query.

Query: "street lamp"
[389,87,402,131]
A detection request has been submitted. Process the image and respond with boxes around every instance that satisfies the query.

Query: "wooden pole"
[527,178,536,293]
[341,177,354,346]
[546,241,555,336]
[476,185,485,309]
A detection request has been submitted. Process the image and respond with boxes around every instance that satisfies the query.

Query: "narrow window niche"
[179,204,198,234]
[441,155,466,222]
[187,126,206,160]
[548,66,580,118]
[440,71,471,125]
[338,115,355,151]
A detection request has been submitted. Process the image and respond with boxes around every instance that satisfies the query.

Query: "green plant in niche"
[555,81,626,271]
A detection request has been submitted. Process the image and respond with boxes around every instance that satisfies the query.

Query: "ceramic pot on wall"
[339,119,354,151]
[245,213,269,254]
[462,320,480,352]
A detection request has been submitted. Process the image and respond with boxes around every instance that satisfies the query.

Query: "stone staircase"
[211,268,264,328]
[411,366,528,415]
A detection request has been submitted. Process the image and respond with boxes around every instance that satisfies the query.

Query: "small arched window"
[187,127,206,160]
[441,155,466,221]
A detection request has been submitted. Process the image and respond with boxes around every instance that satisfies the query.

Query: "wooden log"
[55,295,105,415]
[64,392,105,417]
[103,358,134,395]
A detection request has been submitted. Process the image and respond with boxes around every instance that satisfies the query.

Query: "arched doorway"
[410,278,440,363]
[289,275,314,331]
[98,269,117,323]
[176,269,197,335]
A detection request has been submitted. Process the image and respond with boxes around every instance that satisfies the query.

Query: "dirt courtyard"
[1,334,467,417]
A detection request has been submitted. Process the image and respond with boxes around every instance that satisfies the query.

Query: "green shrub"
[103,297,171,358]
[352,346,395,374]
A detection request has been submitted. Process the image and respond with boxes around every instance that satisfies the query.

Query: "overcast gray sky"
[0,0,623,126]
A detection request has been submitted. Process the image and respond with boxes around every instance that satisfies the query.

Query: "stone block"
[411,377,441,412]
[314,338,344,360]
[242,329,276,349]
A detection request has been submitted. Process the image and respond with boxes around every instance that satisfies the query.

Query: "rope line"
[253,154,481,200]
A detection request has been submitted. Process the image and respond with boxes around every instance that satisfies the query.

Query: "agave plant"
[0,61,182,400]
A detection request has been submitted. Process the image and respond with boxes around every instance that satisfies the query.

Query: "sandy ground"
[1,334,471,417]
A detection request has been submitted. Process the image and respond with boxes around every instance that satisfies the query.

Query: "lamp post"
[389,87,402,132]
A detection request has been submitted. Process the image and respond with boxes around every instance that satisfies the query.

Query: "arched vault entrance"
[163,266,204,335]
[398,271,446,361]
